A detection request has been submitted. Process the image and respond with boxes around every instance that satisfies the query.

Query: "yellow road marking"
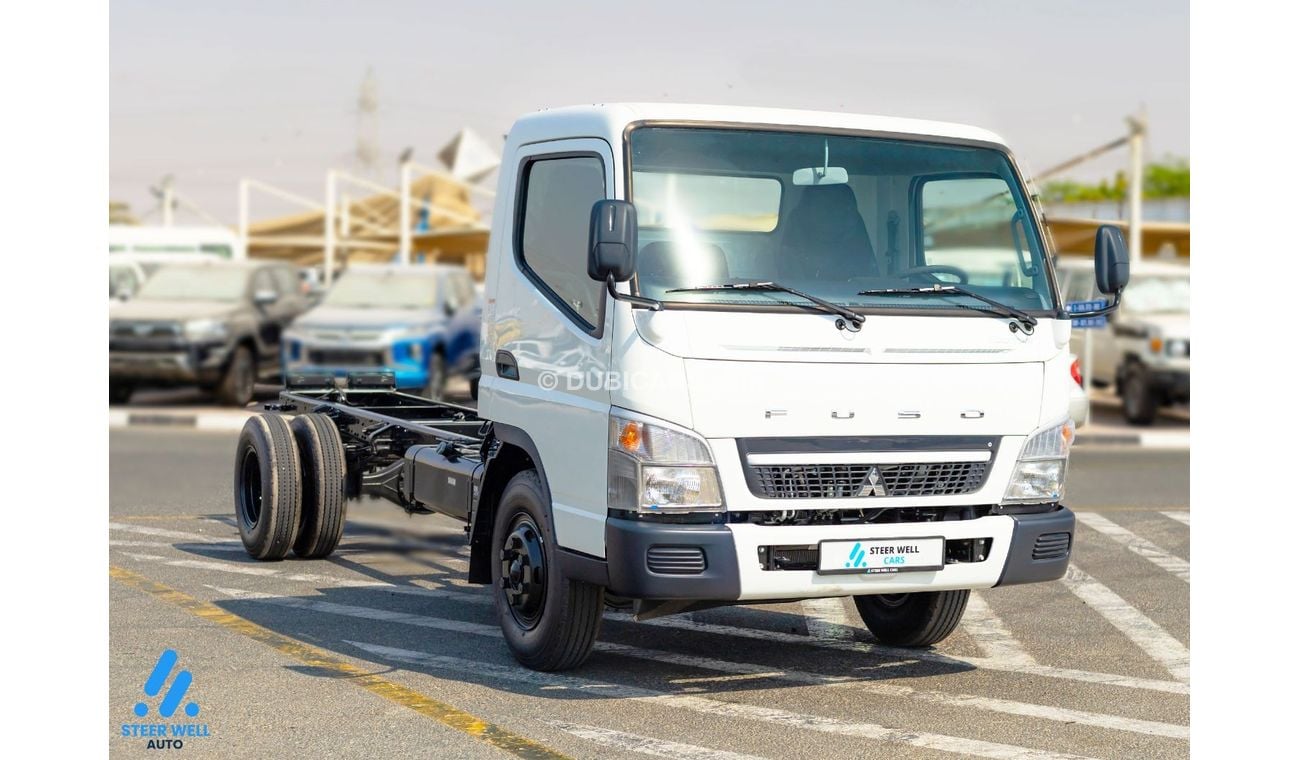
[109,565,570,760]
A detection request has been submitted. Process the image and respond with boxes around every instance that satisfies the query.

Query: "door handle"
[495,350,519,381]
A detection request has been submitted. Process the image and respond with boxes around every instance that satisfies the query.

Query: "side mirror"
[253,288,278,306]
[1094,224,1130,295]
[587,200,637,282]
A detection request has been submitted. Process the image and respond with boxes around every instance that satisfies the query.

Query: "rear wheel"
[1121,362,1158,426]
[852,590,969,647]
[490,470,604,671]
[217,345,256,407]
[233,414,302,560]
[289,414,348,559]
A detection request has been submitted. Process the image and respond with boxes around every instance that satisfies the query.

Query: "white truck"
[232,104,1130,671]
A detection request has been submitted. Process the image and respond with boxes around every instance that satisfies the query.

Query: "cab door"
[482,138,616,557]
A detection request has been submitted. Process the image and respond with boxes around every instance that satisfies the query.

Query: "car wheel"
[852,590,969,647]
[289,414,348,559]
[490,470,604,671]
[233,413,302,561]
[217,345,256,407]
[1122,362,1158,426]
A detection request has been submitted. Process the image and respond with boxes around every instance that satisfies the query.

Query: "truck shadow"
[215,582,978,704]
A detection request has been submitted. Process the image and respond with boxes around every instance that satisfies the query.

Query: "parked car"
[1056,258,1189,424]
[109,260,311,406]
[282,264,481,399]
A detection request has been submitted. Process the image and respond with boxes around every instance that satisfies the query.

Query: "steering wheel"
[896,264,970,284]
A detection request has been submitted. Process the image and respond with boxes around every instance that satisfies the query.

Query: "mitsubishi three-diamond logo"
[858,466,887,497]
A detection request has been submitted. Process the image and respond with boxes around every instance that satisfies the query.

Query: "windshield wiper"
[856,284,1037,334]
[667,281,865,329]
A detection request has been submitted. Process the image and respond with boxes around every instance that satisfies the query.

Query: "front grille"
[749,461,989,499]
[646,545,707,575]
[110,321,185,351]
[1032,532,1071,560]
[307,348,385,367]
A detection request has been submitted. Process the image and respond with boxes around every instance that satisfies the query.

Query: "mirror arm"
[606,274,662,311]
[1063,288,1123,319]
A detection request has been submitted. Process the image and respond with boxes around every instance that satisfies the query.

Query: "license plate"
[818,537,945,575]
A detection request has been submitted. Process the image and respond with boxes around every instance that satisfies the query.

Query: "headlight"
[607,411,723,514]
[1165,339,1189,357]
[183,319,228,341]
[1003,419,1074,504]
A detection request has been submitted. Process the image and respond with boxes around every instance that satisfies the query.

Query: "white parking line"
[110,540,246,552]
[131,536,1186,696]
[962,591,1038,667]
[215,587,1187,740]
[345,639,1104,760]
[1160,511,1191,527]
[1060,565,1190,682]
[545,721,769,760]
[799,597,856,641]
[109,522,226,543]
[1076,513,1190,583]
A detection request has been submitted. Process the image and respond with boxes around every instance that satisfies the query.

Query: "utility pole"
[160,175,175,227]
[1126,106,1147,264]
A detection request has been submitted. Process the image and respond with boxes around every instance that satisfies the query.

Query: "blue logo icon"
[844,542,869,569]
[134,649,200,719]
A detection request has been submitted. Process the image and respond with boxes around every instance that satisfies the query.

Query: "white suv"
[1056,258,1189,424]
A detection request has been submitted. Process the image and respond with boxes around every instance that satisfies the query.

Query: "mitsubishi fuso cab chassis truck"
[232,104,1130,671]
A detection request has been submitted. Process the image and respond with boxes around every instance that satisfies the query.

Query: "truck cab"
[476,104,1126,656]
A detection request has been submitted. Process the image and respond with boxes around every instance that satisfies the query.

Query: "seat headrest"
[637,241,730,291]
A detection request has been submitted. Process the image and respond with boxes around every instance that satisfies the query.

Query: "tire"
[424,352,447,400]
[110,383,134,405]
[233,414,302,561]
[852,590,969,647]
[490,470,604,671]
[1121,362,1158,426]
[217,345,256,407]
[469,374,480,401]
[289,414,348,559]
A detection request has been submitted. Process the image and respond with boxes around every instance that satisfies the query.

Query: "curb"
[109,409,257,432]
[1075,430,1189,450]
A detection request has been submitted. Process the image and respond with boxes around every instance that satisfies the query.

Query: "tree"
[1041,156,1189,203]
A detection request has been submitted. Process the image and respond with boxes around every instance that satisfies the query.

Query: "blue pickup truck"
[282,264,481,399]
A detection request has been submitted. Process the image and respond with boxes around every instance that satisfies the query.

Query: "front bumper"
[603,507,1073,601]
[286,362,429,389]
[109,343,229,384]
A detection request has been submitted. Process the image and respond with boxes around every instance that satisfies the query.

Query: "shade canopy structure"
[1045,216,1190,260]
[246,172,489,279]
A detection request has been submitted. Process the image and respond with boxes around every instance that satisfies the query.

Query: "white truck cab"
[475,103,1130,655]
[242,104,1130,671]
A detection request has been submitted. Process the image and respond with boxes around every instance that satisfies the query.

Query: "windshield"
[1123,274,1190,314]
[629,127,1056,316]
[324,271,437,309]
[135,266,249,302]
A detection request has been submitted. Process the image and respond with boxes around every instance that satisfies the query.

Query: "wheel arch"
[467,423,553,584]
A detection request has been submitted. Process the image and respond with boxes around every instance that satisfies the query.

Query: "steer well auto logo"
[120,649,212,749]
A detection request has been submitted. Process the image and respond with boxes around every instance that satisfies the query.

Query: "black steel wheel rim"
[499,513,546,629]
[237,447,263,530]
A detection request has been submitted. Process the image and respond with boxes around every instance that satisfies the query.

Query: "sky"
[109,0,1189,226]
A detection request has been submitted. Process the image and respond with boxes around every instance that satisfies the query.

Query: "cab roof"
[506,103,1009,150]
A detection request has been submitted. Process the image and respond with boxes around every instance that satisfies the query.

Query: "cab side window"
[517,156,606,329]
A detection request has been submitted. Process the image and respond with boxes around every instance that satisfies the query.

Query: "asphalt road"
[110,428,1189,759]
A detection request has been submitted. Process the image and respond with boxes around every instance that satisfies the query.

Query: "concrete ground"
[109,413,1189,759]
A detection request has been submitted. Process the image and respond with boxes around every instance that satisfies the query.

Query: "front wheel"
[853,590,969,647]
[217,345,256,407]
[490,470,604,671]
[1121,363,1158,426]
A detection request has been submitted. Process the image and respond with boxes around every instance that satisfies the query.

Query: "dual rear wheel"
[234,413,347,561]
